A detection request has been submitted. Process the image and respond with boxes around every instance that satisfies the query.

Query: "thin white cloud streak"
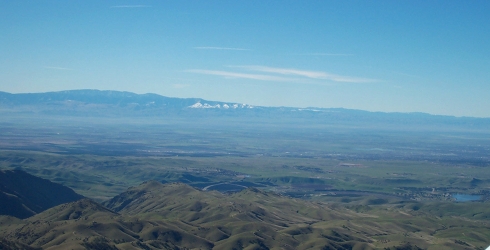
[44,66,73,71]
[193,47,251,51]
[110,5,151,8]
[295,53,354,56]
[186,69,294,81]
[234,66,377,83]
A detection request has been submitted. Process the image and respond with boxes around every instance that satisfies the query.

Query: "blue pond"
[452,193,481,202]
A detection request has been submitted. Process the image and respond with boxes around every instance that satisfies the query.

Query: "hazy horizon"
[4,88,490,119]
[1,1,489,117]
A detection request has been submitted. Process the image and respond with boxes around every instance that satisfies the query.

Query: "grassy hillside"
[0,169,84,219]
[1,181,489,249]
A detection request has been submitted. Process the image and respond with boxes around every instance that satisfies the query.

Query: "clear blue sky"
[1,1,489,117]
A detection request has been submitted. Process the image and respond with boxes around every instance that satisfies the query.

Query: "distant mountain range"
[0,89,253,111]
[1,89,489,129]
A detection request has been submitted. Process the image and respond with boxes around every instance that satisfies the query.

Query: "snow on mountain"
[189,102,254,109]
[189,102,203,108]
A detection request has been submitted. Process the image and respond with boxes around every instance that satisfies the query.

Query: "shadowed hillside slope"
[0,169,84,218]
[0,238,41,250]
[1,181,489,249]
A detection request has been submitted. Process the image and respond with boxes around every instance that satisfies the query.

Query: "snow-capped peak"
[190,102,203,108]
[189,102,253,109]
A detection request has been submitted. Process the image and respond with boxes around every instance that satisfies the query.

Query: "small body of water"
[452,193,481,202]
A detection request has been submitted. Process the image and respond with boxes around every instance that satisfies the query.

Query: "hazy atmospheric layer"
[1,1,489,117]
